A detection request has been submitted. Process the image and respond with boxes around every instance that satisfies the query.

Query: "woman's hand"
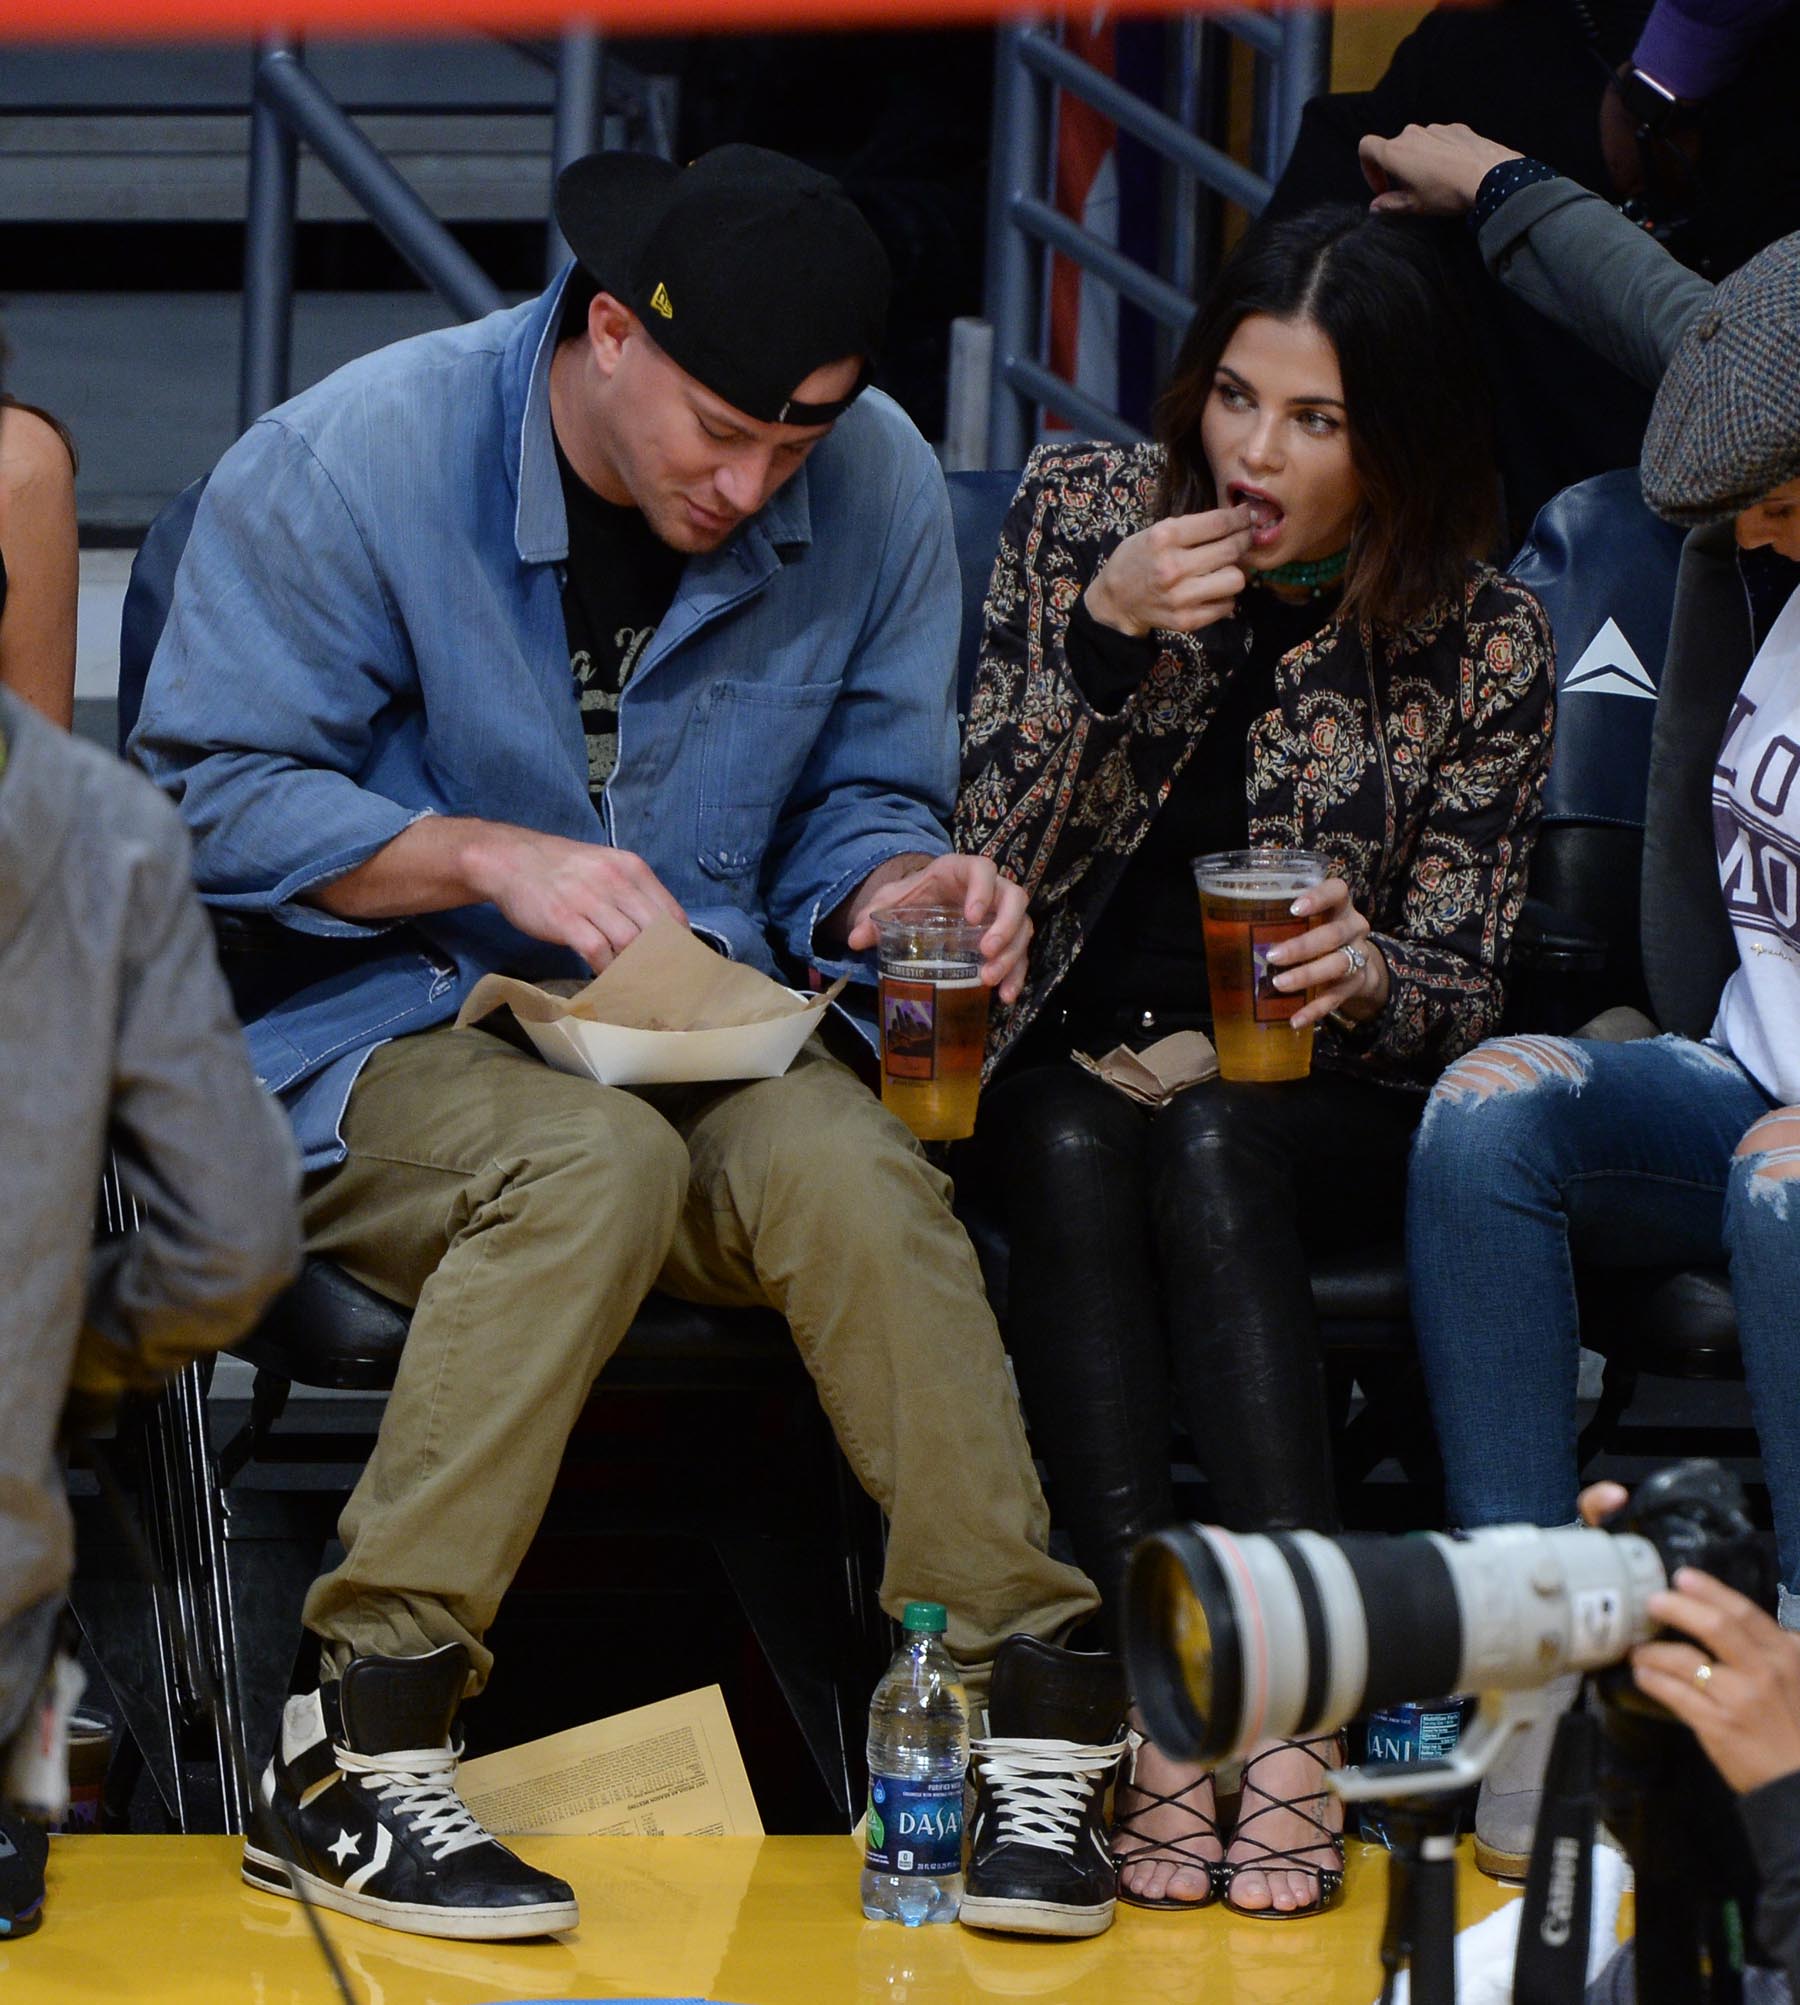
[1579,1482,1800,1797]
[1264,874,1390,1030]
[1357,123,1523,218]
[1084,505,1256,639]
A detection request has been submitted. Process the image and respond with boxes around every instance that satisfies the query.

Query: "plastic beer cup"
[1192,849,1331,1083]
[874,909,991,1142]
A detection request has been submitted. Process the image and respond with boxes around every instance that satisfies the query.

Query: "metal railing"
[978,8,1332,468]
[238,30,675,433]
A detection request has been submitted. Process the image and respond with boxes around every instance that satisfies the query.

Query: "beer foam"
[1196,872,1319,901]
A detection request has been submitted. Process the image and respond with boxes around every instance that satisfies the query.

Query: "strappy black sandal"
[1109,1731,1225,1910]
[1220,1731,1346,1920]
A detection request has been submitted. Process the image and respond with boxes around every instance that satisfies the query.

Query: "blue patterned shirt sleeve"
[1470,156,1562,235]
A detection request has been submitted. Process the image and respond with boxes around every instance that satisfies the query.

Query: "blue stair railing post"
[982,7,1332,459]
[984,18,1050,470]
[239,33,301,433]
[238,44,508,432]
[546,22,606,283]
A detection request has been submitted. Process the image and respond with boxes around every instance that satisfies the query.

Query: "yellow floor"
[5,1833,1519,2004]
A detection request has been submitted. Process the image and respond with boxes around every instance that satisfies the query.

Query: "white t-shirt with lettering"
[1712,583,1800,1106]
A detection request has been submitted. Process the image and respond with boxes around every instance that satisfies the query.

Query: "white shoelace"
[970,1735,1130,1856]
[336,1743,494,1861]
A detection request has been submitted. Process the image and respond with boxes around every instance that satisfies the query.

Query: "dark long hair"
[1156,205,1496,628]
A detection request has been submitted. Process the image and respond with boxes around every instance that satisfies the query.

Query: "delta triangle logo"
[649,282,674,320]
[1561,616,1657,700]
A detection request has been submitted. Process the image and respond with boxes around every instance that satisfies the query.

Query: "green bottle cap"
[901,1601,947,1634]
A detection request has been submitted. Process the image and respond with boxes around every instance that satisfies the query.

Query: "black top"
[555,438,685,803]
[1743,545,1800,653]
[1048,581,1340,1035]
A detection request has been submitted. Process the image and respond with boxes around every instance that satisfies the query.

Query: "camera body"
[1600,1459,1772,1670]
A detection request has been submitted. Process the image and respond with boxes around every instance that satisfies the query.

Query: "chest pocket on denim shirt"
[696,677,844,880]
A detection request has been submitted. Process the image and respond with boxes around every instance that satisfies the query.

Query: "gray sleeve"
[1476,177,1717,390]
[77,784,303,1395]
[1742,1770,1800,1996]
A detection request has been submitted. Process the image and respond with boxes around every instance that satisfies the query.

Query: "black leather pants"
[975,1056,1422,1635]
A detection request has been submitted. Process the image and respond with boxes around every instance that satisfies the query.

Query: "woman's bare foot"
[1109,1710,1224,1906]
[1223,1733,1345,1915]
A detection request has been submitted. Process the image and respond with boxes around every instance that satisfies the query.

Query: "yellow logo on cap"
[649,283,674,320]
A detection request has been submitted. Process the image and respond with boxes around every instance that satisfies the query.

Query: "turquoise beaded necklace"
[1251,547,1349,599]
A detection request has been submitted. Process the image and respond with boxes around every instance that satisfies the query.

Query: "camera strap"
[1514,1694,1600,2005]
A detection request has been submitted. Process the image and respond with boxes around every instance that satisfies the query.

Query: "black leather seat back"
[1508,470,1688,1021]
[1640,521,1753,1039]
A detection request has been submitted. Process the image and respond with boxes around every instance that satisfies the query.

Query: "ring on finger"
[1341,942,1367,978]
[1693,1661,1715,1693]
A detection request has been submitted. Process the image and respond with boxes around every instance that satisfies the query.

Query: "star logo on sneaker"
[239,1654,580,1938]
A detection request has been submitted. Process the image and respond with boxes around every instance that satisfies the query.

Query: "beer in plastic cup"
[1192,849,1330,1083]
[874,908,991,1142]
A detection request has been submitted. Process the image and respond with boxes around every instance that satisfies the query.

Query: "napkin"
[456,916,845,1035]
[1071,1029,1219,1107]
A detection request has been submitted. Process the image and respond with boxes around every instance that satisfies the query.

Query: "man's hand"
[1358,123,1523,218]
[313,815,686,972]
[467,825,688,970]
[843,853,1033,1003]
[1085,506,1255,639]
[1579,1482,1800,1796]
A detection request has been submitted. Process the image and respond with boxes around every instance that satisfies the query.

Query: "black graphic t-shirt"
[555,437,685,799]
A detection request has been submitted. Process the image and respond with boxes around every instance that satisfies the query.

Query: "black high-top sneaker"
[959,1635,1129,1938]
[0,1808,47,1940]
[240,1643,578,1940]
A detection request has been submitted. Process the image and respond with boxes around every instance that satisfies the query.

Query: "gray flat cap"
[1641,230,1800,526]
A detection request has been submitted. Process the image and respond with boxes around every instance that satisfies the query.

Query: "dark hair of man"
[1155,205,1496,629]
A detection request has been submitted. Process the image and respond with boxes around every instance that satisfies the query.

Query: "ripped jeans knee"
[1420,1034,1590,1139]
[1729,1107,1800,1226]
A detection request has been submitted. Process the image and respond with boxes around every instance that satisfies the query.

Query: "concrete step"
[0,111,556,224]
[6,290,490,535]
[0,37,559,111]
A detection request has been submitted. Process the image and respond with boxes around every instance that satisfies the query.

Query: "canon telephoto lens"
[1125,1521,1670,1767]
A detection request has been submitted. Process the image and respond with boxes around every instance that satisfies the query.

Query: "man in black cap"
[133,145,1098,1941]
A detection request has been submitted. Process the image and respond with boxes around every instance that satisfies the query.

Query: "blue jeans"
[1406,1033,1800,1612]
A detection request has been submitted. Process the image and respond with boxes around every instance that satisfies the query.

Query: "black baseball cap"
[553,143,891,428]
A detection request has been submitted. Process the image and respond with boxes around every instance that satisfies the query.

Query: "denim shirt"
[131,272,959,1169]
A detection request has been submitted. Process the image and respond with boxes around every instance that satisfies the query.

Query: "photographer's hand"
[1579,1481,1800,1795]
[1632,1570,1800,1795]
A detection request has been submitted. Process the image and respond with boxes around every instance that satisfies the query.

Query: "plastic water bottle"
[1358,1696,1478,1845]
[860,1601,969,1925]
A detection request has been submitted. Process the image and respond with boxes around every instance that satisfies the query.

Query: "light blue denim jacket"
[131,272,959,1169]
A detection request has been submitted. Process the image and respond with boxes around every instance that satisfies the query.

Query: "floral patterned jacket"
[955,441,1557,1089]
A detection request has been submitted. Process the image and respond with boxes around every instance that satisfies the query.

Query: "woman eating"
[956,205,1553,1918]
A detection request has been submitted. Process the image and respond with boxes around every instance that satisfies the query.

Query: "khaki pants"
[299,1024,1096,1700]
